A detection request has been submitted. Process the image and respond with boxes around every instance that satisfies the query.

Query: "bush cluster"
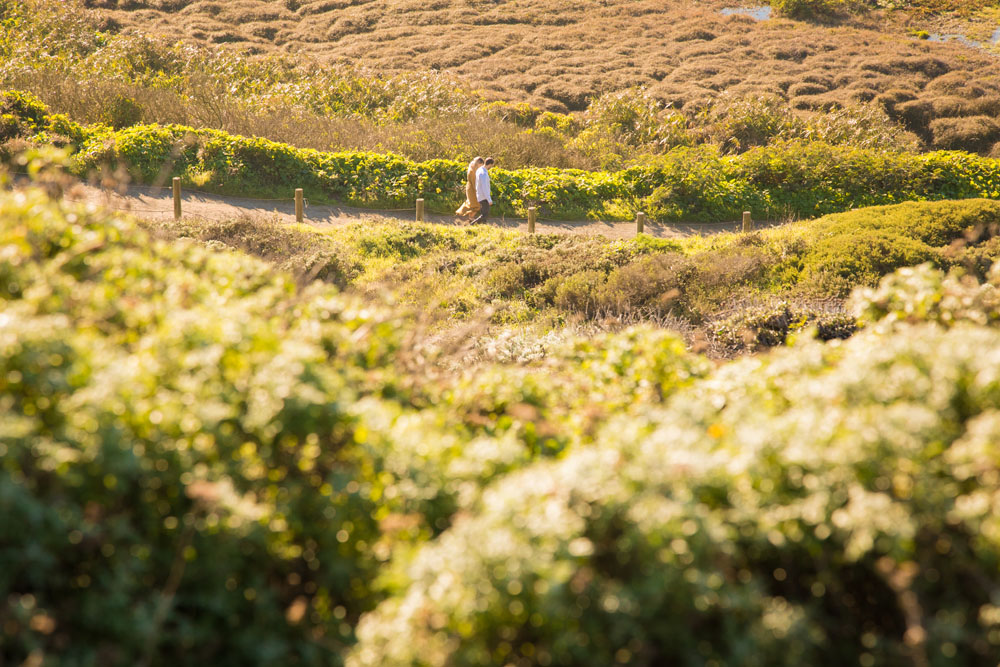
[148,192,1000,349]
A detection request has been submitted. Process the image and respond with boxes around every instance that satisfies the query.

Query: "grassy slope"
[80,0,1000,150]
[148,197,1000,355]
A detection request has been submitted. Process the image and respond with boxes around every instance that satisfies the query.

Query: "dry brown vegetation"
[80,0,1000,152]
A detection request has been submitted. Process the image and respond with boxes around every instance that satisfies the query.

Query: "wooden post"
[636,211,646,235]
[742,211,752,232]
[295,189,304,223]
[172,177,181,220]
[528,207,536,234]
[416,198,424,222]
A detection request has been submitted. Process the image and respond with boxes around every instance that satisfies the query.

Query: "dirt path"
[64,182,770,239]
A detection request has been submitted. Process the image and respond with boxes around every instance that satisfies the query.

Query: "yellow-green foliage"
[4,92,1000,223]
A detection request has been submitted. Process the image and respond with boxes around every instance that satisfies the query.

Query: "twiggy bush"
[712,300,856,352]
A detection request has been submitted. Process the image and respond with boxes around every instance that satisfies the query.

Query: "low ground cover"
[151,193,1000,354]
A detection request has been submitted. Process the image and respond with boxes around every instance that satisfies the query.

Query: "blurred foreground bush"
[350,278,1000,666]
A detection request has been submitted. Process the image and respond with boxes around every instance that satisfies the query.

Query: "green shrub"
[353,223,460,260]
[599,254,692,317]
[789,199,1000,295]
[161,215,363,287]
[10,90,1000,222]
[42,113,86,145]
[553,270,606,315]
[581,88,680,147]
[0,90,47,129]
[805,102,921,152]
[638,146,766,222]
[802,230,936,294]
[535,110,580,136]
[0,91,48,143]
[706,95,804,154]
[953,237,1000,280]
[0,187,406,665]
[483,262,546,299]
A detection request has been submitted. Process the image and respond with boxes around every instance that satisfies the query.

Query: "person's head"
[484,157,495,170]
[474,156,484,166]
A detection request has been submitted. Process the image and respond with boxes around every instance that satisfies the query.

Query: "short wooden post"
[416,198,424,222]
[636,211,646,235]
[742,211,752,232]
[528,207,536,234]
[295,189,304,223]
[172,177,181,220]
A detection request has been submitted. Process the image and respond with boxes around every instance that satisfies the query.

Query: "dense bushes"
[2,90,999,222]
[0,186,412,664]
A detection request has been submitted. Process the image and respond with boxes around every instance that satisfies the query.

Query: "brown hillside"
[77,0,1000,149]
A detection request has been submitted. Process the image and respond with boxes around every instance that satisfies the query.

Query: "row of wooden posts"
[170,178,755,233]
[412,201,754,233]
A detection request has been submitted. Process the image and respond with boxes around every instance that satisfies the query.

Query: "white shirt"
[475,166,492,205]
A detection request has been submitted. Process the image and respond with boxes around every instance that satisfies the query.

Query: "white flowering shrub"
[852,261,1000,330]
[350,324,1000,666]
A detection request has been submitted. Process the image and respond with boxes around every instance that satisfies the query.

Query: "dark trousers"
[471,200,490,224]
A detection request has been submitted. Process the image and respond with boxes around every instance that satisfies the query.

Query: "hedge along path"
[12,93,1000,226]
[62,181,760,240]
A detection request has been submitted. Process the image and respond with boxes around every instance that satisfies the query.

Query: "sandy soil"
[62,182,768,240]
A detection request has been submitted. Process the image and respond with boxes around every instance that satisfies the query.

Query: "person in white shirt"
[470,157,495,225]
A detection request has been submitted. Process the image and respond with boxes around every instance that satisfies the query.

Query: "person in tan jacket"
[456,156,485,218]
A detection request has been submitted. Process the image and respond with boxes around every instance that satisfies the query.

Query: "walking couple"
[456,156,495,224]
